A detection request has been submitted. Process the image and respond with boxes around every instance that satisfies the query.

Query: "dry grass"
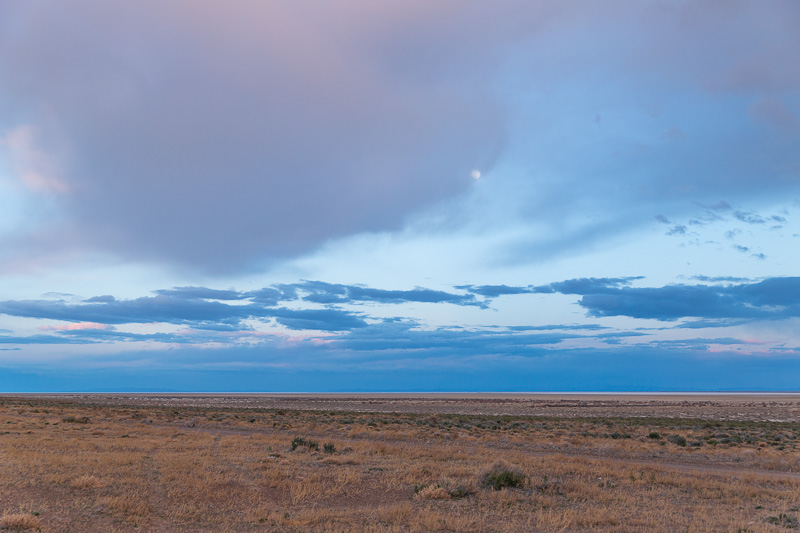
[0,513,42,531]
[69,474,104,489]
[414,484,451,500]
[0,396,798,532]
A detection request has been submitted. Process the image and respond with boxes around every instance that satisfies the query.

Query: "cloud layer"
[2,277,798,347]
[464,277,800,321]
[1,1,798,273]
[0,1,512,271]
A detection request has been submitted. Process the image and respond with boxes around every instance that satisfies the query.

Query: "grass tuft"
[415,484,451,500]
[479,461,526,491]
[70,474,103,489]
[0,513,42,531]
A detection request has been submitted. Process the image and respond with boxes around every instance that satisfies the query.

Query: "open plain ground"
[0,394,798,532]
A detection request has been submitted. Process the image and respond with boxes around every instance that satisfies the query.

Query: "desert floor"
[0,394,798,532]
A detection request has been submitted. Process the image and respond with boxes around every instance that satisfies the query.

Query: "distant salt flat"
[8,392,800,422]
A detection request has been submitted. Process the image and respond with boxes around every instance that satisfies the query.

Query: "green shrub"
[290,437,318,451]
[767,513,799,529]
[648,431,661,440]
[479,461,526,490]
[668,434,687,447]
[62,416,90,424]
[323,443,336,454]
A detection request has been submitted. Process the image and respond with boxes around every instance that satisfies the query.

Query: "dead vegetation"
[0,513,42,531]
[0,396,798,532]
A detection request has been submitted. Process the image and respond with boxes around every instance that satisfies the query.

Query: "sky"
[0,0,799,392]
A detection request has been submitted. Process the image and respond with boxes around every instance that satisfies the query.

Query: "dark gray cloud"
[271,309,367,331]
[646,337,755,351]
[0,296,265,325]
[188,323,251,332]
[674,318,751,329]
[0,294,366,332]
[326,321,580,356]
[734,210,767,224]
[458,284,533,298]
[339,286,479,306]
[56,328,204,344]
[85,295,115,303]
[246,287,292,307]
[689,275,752,283]
[595,331,650,339]
[547,277,643,295]
[290,281,481,307]
[730,245,766,260]
[666,225,687,236]
[154,287,246,301]
[461,277,643,298]
[0,279,480,334]
[457,276,800,322]
[0,334,95,345]
[568,277,800,321]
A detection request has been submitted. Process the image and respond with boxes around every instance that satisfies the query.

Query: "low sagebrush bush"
[62,416,90,424]
[479,461,526,490]
[439,477,475,499]
[290,437,319,451]
[668,434,687,447]
[323,442,336,454]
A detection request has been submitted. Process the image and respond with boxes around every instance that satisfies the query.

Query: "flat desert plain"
[0,394,798,532]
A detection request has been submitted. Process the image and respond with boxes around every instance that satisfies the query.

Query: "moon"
[471,170,481,180]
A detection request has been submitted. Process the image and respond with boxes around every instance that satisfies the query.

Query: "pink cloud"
[40,322,112,332]
[0,125,70,194]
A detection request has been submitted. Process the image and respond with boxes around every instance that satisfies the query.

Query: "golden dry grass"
[0,396,798,532]
[69,474,104,489]
[0,513,42,531]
